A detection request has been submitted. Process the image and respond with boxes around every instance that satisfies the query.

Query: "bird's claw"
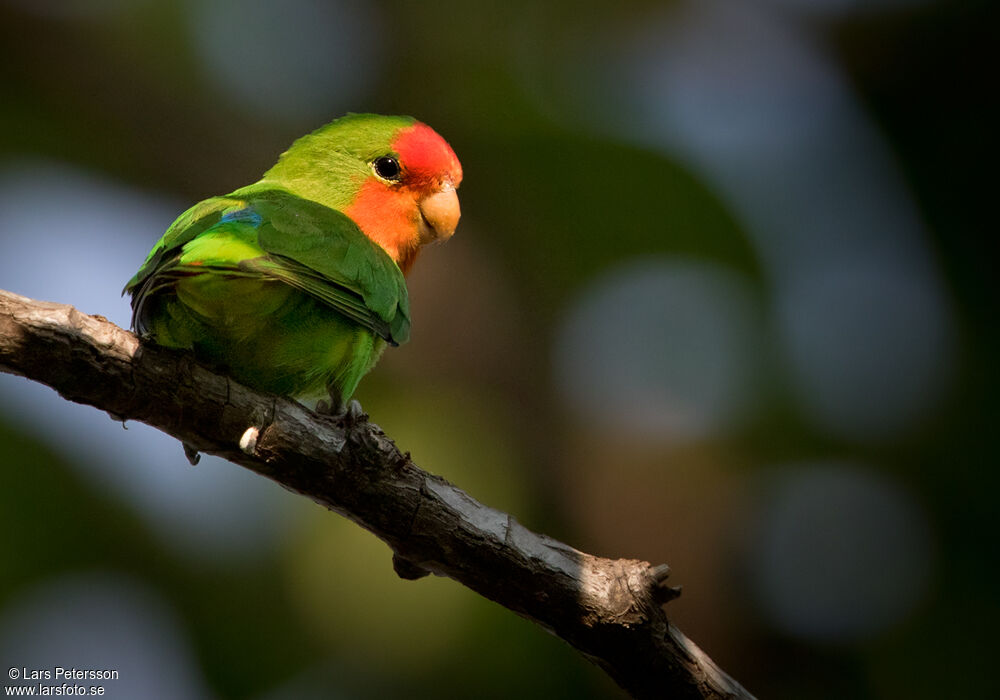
[315,392,365,426]
[344,399,365,424]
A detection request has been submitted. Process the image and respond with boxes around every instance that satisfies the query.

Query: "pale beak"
[418,186,461,243]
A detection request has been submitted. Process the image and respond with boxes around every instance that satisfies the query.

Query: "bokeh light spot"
[554,258,763,442]
[777,260,955,440]
[188,0,383,125]
[0,573,210,699]
[605,0,957,442]
[748,462,935,643]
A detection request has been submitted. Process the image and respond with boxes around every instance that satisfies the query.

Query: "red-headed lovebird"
[124,113,462,417]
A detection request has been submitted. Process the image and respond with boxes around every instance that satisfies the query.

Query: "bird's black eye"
[373,156,402,181]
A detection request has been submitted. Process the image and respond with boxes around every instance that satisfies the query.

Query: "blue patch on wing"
[221,206,263,227]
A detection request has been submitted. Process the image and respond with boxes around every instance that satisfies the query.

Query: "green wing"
[126,186,410,345]
[124,196,231,295]
[124,196,236,337]
[243,187,410,344]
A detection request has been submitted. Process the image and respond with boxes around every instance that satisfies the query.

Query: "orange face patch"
[344,121,462,275]
[344,179,416,268]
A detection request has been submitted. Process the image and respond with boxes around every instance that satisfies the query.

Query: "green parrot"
[124,113,462,418]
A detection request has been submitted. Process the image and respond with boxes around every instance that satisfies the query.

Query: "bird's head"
[371,121,463,246]
[349,120,462,273]
[264,114,462,274]
[350,120,462,273]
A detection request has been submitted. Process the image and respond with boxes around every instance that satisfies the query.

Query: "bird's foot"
[315,388,345,416]
[328,399,366,430]
[316,393,366,426]
[343,399,366,425]
[316,379,342,416]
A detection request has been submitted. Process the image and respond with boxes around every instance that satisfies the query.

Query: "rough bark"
[0,289,755,700]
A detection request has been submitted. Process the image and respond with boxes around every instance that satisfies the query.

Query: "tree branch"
[0,289,755,700]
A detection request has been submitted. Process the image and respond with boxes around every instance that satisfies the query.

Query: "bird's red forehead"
[392,122,462,189]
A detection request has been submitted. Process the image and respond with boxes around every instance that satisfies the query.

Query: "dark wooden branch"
[0,289,755,700]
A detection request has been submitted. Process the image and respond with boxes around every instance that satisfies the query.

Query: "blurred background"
[0,0,996,698]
